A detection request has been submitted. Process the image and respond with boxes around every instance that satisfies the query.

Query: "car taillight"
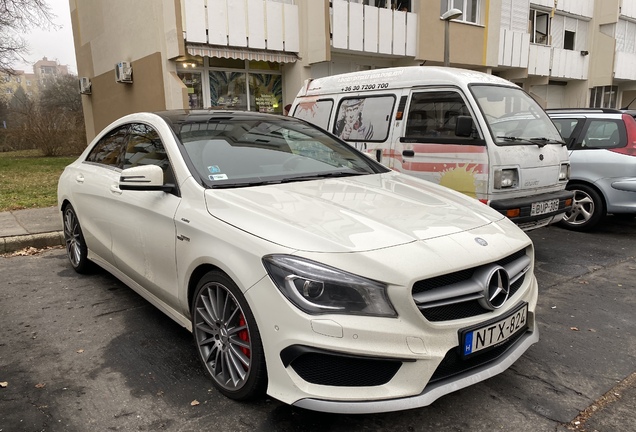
[613,114,636,156]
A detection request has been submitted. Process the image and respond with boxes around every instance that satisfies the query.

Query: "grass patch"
[0,150,76,212]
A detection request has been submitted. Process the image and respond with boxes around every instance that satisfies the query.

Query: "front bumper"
[293,321,539,414]
[246,229,539,413]
[489,189,573,229]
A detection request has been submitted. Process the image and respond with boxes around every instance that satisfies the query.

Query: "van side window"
[333,95,395,142]
[405,91,472,141]
[293,99,334,131]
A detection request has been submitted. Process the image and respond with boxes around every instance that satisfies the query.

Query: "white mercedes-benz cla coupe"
[58,110,538,413]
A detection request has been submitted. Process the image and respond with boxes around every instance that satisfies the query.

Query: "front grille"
[289,352,402,387]
[429,329,527,383]
[412,248,530,322]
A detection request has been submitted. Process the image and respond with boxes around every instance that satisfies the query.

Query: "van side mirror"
[455,116,474,137]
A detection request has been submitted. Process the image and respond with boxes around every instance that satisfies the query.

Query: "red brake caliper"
[238,314,250,358]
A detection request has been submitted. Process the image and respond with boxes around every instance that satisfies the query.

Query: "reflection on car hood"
[205,172,506,252]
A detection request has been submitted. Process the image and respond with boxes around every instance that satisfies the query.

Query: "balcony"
[331,0,417,57]
[615,51,636,80]
[527,45,588,79]
[182,0,300,60]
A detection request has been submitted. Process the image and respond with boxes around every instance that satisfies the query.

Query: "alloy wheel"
[194,281,252,392]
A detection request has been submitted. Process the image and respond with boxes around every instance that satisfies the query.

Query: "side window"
[85,126,128,167]
[405,90,472,141]
[551,118,580,144]
[579,119,625,149]
[124,123,174,183]
[293,99,333,130]
[333,95,395,143]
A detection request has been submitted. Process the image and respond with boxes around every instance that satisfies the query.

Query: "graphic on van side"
[335,99,374,141]
[294,99,333,131]
[333,96,395,150]
[386,144,488,199]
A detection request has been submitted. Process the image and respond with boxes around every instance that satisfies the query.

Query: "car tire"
[558,184,605,231]
[62,204,94,274]
[192,271,267,401]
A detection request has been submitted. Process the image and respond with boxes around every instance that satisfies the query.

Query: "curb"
[1,231,65,254]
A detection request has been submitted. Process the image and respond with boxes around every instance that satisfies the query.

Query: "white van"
[291,66,573,231]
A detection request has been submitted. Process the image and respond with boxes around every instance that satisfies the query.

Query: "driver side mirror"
[120,165,174,192]
[455,115,474,137]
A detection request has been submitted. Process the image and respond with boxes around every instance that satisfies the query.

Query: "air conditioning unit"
[115,61,133,83]
[78,77,92,94]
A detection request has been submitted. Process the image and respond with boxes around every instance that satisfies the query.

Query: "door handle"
[110,184,122,195]
[402,150,415,157]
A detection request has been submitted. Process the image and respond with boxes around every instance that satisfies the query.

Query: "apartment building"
[0,70,36,100]
[1,57,71,101]
[69,0,636,141]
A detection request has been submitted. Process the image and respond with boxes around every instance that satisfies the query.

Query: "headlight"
[559,163,570,181]
[494,168,518,189]
[262,255,397,317]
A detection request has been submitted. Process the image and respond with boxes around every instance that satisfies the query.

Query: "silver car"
[547,108,636,231]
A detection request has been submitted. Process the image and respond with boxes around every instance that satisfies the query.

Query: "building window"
[590,86,617,109]
[178,71,203,109]
[177,57,283,113]
[440,0,480,24]
[530,9,550,45]
[26,80,31,86]
[564,30,575,50]
[5,88,12,95]
[15,77,21,83]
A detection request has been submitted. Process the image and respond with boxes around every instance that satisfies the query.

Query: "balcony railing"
[530,0,593,18]
[527,45,588,79]
[498,29,530,68]
[183,0,299,53]
[615,51,636,80]
[331,0,417,56]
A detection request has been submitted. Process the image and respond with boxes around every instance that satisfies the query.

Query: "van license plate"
[531,199,559,216]
[460,303,528,358]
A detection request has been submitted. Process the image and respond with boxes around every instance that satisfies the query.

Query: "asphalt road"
[1,216,635,432]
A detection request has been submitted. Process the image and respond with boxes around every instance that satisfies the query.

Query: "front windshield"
[471,85,563,145]
[175,116,387,188]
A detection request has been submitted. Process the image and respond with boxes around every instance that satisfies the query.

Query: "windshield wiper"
[208,171,367,188]
[496,136,565,147]
[528,137,566,146]
[280,171,367,183]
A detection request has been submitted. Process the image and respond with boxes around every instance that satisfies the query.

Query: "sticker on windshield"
[209,174,228,181]
[207,165,221,173]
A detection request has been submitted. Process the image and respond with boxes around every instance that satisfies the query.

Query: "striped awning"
[186,43,298,63]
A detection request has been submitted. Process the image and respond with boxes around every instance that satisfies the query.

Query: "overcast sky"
[14,0,77,74]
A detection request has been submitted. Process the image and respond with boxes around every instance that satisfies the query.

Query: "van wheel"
[192,271,267,400]
[558,184,605,231]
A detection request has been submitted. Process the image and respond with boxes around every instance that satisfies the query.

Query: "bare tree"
[0,0,55,74]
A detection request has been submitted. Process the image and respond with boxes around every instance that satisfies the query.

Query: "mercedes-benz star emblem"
[479,267,510,310]
[475,237,488,246]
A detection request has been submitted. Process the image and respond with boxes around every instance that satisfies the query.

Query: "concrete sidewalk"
[0,206,64,253]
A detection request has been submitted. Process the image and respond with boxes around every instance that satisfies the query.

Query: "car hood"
[205,172,506,252]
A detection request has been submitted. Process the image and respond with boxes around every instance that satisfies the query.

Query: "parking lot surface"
[1,216,635,431]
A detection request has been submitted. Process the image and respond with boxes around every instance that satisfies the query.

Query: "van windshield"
[471,85,563,146]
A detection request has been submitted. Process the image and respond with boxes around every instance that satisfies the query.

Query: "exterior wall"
[419,0,488,67]
[588,0,617,88]
[70,0,184,141]
[87,53,168,139]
